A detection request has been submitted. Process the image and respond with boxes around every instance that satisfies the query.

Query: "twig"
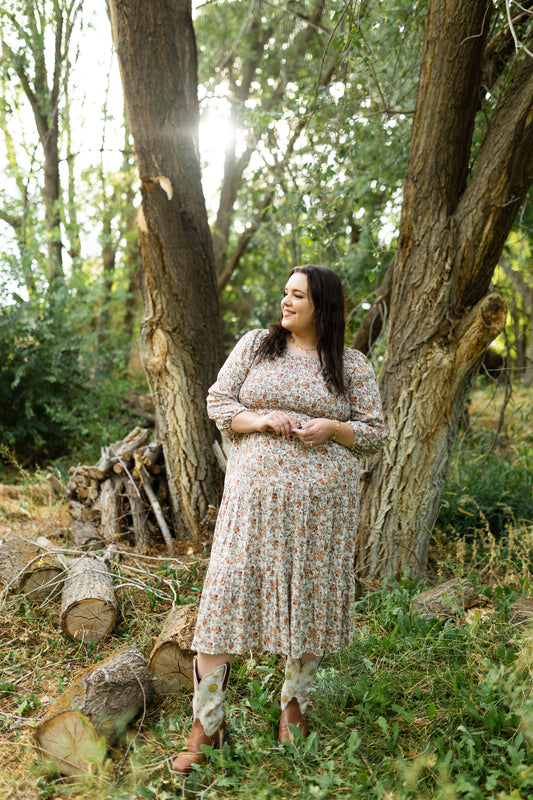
[136,462,174,556]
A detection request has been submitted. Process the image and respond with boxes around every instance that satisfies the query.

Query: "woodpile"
[34,649,154,776]
[58,427,174,555]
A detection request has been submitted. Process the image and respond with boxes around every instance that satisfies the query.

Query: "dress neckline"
[284,350,320,363]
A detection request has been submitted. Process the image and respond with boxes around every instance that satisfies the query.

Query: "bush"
[437,440,533,539]
[0,294,141,466]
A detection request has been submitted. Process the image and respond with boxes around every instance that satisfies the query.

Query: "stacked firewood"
[58,427,174,555]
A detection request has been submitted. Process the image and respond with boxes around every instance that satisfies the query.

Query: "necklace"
[291,337,317,352]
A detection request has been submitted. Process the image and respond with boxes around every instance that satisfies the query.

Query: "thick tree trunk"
[109,0,225,539]
[356,0,533,577]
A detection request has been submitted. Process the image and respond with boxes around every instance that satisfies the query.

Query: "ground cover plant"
[1,383,532,800]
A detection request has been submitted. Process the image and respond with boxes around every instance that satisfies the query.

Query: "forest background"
[1,1,533,799]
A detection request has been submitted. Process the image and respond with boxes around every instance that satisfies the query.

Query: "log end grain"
[61,599,116,643]
[34,650,153,776]
[20,565,64,602]
[150,643,194,694]
[35,710,105,776]
[149,605,198,694]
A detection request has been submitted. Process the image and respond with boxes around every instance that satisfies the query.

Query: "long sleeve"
[344,349,388,456]
[206,329,266,440]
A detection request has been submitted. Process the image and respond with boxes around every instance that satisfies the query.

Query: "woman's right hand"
[231,409,296,437]
[255,410,296,437]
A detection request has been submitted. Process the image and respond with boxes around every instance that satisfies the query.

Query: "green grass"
[3,569,533,800]
[2,382,533,799]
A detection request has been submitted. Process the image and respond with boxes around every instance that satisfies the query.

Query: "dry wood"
[509,598,533,627]
[34,649,154,776]
[60,556,116,643]
[64,427,172,553]
[70,521,104,551]
[149,604,198,694]
[96,475,125,542]
[67,500,94,522]
[0,535,66,601]
[136,458,174,555]
[140,441,162,470]
[122,479,149,553]
[46,472,69,496]
[411,578,479,621]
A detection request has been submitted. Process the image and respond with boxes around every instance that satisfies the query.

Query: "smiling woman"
[171,264,388,772]
[281,271,317,351]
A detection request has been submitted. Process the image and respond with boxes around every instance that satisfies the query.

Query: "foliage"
[437,386,533,540]
[196,0,426,342]
[1,382,533,796]
[0,289,145,468]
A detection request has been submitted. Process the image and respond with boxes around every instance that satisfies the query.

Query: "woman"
[172,265,387,773]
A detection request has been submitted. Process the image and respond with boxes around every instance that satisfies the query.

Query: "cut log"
[509,598,533,627]
[411,578,480,621]
[0,536,66,601]
[149,604,198,694]
[95,475,125,542]
[34,649,154,776]
[60,556,116,643]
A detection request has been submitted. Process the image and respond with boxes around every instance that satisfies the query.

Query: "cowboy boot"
[278,656,321,743]
[172,657,231,774]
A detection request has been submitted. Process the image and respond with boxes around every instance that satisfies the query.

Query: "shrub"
[0,293,141,467]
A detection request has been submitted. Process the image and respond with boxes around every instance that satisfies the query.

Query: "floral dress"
[192,329,387,658]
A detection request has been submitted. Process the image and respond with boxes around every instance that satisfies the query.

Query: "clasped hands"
[257,410,336,447]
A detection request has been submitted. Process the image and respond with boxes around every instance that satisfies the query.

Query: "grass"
[2,550,533,800]
[1,381,533,799]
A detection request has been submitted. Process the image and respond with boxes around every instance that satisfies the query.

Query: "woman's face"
[280,272,316,337]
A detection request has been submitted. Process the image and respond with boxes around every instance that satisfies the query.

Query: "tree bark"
[357,0,533,577]
[109,0,225,539]
[411,578,480,621]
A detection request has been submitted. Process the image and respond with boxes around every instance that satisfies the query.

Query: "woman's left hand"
[292,418,337,447]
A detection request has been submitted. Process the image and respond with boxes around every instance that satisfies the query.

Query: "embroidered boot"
[278,656,321,743]
[172,657,230,774]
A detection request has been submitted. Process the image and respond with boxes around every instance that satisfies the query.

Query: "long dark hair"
[255,264,346,394]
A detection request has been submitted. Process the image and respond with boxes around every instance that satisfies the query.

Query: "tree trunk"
[356,0,533,577]
[34,649,153,776]
[109,0,225,539]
